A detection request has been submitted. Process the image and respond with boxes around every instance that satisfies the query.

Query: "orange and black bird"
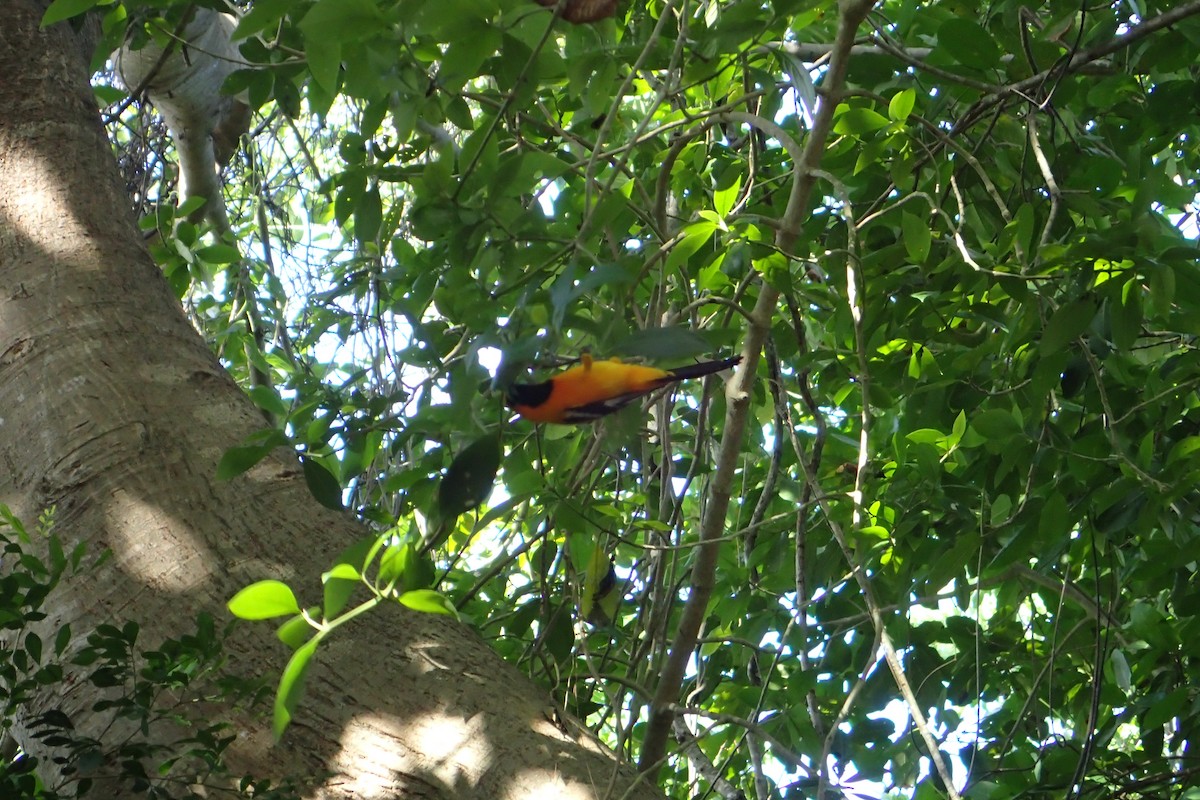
[505,353,742,424]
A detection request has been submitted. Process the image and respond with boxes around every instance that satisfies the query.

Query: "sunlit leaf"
[888,88,915,122]
[273,636,319,740]
[398,589,458,618]
[276,612,317,651]
[228,580,302,620]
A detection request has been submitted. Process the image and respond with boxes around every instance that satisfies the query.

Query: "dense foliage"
[38,0,1200,796]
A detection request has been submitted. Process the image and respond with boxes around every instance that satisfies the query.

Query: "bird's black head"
[505,380,553,409]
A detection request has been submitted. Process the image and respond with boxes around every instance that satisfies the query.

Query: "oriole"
[505,353,741,424]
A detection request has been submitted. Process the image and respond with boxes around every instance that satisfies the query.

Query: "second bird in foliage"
[505,353,741,424]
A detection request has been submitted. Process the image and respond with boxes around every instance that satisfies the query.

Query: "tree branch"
[951,0,1200,133]
[637,0,879,779]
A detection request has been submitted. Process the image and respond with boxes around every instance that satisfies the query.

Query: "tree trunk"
[0,5,658,799]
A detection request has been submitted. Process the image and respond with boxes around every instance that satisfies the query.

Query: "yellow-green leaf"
[273,636,319,740]
[398,589,458,618]
[228,580,301,620]
[888,88,915,122]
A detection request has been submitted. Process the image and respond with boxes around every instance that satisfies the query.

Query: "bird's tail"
[665,356,742,382]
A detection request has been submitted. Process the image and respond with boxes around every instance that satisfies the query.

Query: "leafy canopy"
[73,0,1200,796]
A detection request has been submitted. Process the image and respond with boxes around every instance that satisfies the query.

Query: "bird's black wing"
[560,390,650,423]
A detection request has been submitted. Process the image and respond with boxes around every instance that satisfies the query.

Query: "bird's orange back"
[560,357,672,395]
[506,354,738,424]
[519,358,670,422]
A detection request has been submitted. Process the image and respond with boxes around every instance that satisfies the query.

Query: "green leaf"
[962,781,1002,799]
[48,533,65,576]
[195,244,242,265]
[41,0,98,26]
[773,45,819,119]
[713,174,741,218]
[326,563,361,581]
[298,0,386,42]
[232,0,295,39]
[228,580,302,620]
[25,632,42,664]
[322,563,361,619]
[301,456,344,510]
[1109,649,1131,692]
[752,252,790,288]
[304,38,342,98]
[1149,263,1175,318]
[1128,602,1177,649]
[276,612,317,650]
[55,624,71,657]
[833,107,890,136]
[377,540,414,588]
[542,604,574,664]
[340,429,383,482]
[248,385,289,419]
[439,31,500,94]
[216,444,273,480]
[1010,203,1036,259]
[888,88,916,122]
[951,409,966,440]
[398,589,458,617]
[217,430,290,480]
[176,196,207,219]
[1110,282,1143,351]
[437,436,501,519]
[612,327,715,361]
[1143,687,1190,729]
[273,636,319,740]
[586,556,621,627]
[1167,436,1200,465]
[970,409,1022,441]
[664,221,716,273]
[901,210,932,264]
[1040,299,1097,355]
[937,18,1001,70]
[332,533,382,576]
[93,84,126,106]
[356,185,382,243]
[1038,492,1070,540]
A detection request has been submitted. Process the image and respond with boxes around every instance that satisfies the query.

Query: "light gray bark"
[0,4,660,798]
[114,8,250,230]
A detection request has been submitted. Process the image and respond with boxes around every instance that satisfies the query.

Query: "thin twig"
[1025,112,1061,255]
[949,1,1200,135]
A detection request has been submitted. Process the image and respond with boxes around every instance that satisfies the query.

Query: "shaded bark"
[0,4,659,799]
